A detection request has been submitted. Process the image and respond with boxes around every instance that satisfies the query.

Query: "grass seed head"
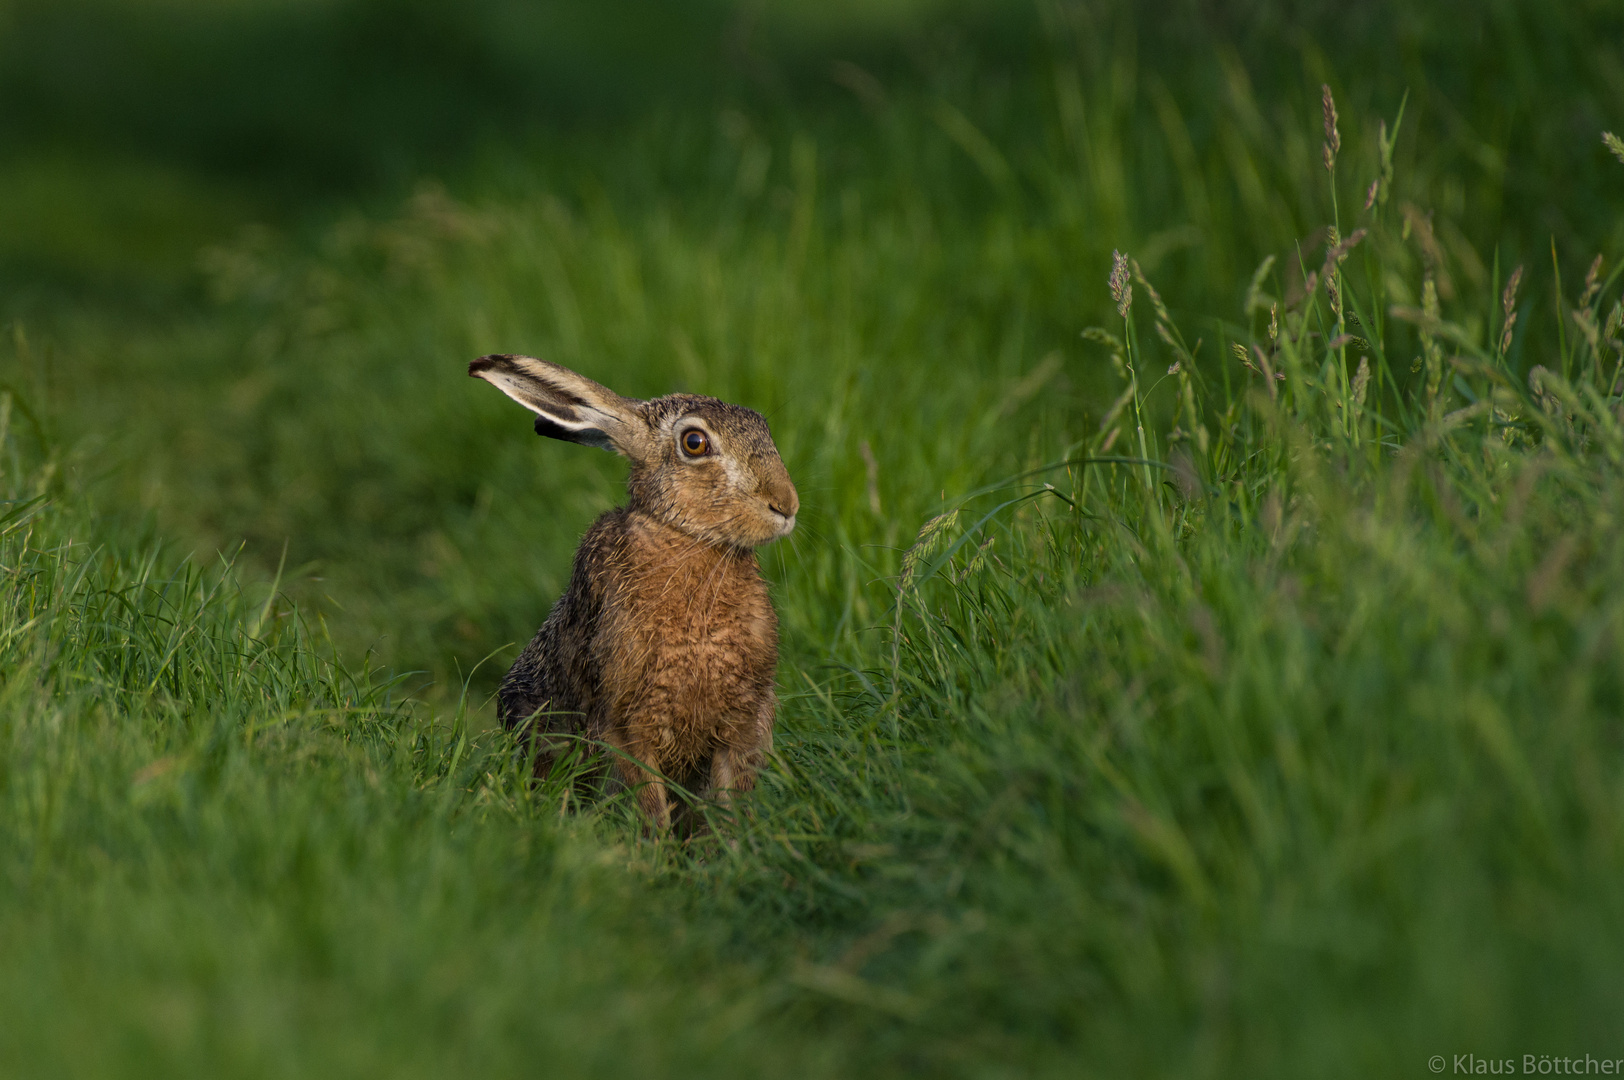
[1502,265,1524,319]
[1109,250,1133,319]
[1322,84,1340,170]
[900,508,961,587]
[1322,227,1367,271]
[1570,308,1601,353]
[956,535,995,582]
[1499,268,1524,358]
[1422,276,1440,322]
[1605,131,1624,165]
[1580,254,1604,310]
[1132,258,1173,328]
[1499,311,1519,359]
[1603,300,1623,348]
[1082,326,1128,377]
[1421,277,1446,407]
[1352,354,1370,406]
[1402,204,1453,299]
[1374,118,1396,207]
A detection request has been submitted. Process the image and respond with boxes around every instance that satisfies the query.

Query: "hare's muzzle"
[764,477,799,537]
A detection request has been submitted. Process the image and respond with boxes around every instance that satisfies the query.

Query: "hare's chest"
[624,559,772,662]
[601,545,777,717]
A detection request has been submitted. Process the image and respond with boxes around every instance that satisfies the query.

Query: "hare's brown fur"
[469,356,795,829]
[500,509,779,827]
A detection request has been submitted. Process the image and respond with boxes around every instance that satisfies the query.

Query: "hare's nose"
[765,478,799,519]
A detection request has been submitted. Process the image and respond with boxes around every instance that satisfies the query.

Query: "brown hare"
[468,354,798,830]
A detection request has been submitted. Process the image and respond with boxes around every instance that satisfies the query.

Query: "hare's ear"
[469,354,644,454]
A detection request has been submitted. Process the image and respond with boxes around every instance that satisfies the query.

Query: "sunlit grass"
[3,1,1624,1075]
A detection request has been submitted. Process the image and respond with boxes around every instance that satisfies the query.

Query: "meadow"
[2,0,1623,1075]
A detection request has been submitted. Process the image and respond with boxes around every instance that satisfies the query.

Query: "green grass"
[0,470,839,1077]
[3,0,1624,1075]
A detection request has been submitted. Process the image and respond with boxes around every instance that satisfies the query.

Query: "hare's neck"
[625,510,758,570]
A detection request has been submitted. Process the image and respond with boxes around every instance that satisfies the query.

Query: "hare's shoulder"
[570,508,637,597]
[500,510,635,727]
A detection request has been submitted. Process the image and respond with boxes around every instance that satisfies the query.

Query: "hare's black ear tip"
[469,354,505,377]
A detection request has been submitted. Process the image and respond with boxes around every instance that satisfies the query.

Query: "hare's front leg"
[710,748,742,805]
[608,734,671,830]
[709,696,775,806]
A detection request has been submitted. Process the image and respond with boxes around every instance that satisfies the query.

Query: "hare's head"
[470,354,798,548]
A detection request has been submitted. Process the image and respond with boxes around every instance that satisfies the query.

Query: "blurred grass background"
[2,0,1623,1075]
[7,0,1621,691]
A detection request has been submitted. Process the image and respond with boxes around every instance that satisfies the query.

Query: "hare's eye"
[681,429,710,457]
